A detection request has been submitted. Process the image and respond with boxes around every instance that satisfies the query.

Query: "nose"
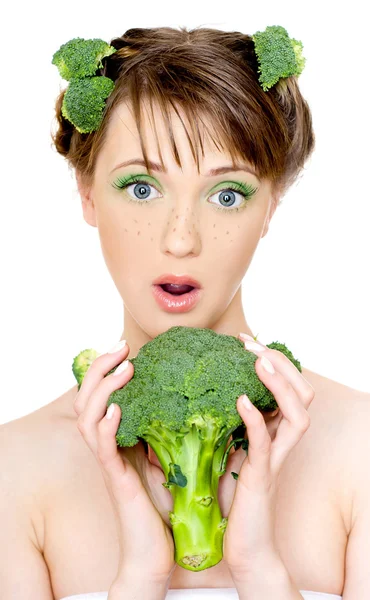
[160,203,201,258]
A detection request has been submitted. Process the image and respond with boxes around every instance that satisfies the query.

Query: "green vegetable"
[51,38,116,81]
[51,37,117,133]
[60,76,115,133]
[72,348,99,390]
[73,326,301,571]
[252,25,306,91]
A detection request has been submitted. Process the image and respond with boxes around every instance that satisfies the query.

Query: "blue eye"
[112,175,160,203]
[112,175,258,212]
[208,182,258,212]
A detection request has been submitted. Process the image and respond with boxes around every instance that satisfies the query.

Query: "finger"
[77,358,134,454]
[238,334,315,410]
[74,340,130,416]
[236,394,272,483]
[270,408,310,473]
[96,402,144,502]
[246,353,311,473]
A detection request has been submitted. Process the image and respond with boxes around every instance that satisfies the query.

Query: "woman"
[1,25,369,600]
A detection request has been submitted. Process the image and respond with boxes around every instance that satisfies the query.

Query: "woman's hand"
[73,341,175,586]
[222,334,315,580]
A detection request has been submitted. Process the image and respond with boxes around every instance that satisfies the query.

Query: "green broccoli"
[60,76,115,133]
[51,37,117,81]
[73,326,301,571]
[252,25,306,91]
[72,348,99,390]
[51,37,117,133]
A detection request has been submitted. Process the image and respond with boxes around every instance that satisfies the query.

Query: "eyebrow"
[109,158,259,179]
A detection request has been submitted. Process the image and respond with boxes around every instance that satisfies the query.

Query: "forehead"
[99,99,236,173]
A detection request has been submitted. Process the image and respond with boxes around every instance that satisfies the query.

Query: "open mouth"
[158,283,195,295]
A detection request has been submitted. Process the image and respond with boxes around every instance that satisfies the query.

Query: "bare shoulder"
[301,365,370,425]
[0,384,82,551]
[301,366,370,525]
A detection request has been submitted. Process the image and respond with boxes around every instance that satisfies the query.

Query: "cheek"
[98,216,125,265]
[211,224,261,278]
[95,210,144,276]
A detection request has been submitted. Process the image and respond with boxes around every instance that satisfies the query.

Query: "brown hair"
[51,25,315,203]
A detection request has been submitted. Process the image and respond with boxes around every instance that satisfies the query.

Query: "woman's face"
[78,101,278,340]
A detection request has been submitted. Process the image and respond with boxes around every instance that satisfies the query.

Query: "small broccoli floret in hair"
[252,25,306,91]
[51,37,116,81]
[74,326,302,572]
[61,76,115,133]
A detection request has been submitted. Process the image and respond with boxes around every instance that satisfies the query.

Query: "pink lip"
[152,284,202,313]
[152,273,202,288]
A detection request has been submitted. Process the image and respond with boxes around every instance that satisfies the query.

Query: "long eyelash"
[112,175,258,212]
[112,175,154,206]
[215,182,258,213]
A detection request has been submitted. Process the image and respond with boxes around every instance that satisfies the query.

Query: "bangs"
[101,40,288,185]
[132,90,258,179]
[61,26,314,197]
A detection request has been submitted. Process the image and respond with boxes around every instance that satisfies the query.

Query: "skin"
[77,99,279,359]
[4,98,370,600]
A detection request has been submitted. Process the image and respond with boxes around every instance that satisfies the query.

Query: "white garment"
[60,588,342,599]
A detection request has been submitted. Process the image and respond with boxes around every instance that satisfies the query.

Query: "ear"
[76,171,97,228]
[261,192,279,238]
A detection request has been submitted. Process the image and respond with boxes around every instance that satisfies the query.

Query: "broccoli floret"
[252,25,306,91]
[61,76,115,133]
[290,38,306,75]
[72,348,100,390]
[51,37,116,81]
[73,326,301,571]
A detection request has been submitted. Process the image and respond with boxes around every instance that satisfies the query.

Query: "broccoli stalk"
[146,416,234,569]
[73,326,302,571]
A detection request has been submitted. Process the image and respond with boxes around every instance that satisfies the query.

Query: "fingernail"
[106,403,115,419]
[239,332,255,342]
[242,394,253,411]
[108,339,127,354]
[113,359,129,376]
[244,341,265,353]
[261,355,275,374]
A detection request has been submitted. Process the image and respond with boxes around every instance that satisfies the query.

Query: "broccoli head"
[61,76,115,133]
[73,326,301,571]
[51,37,117,81]
[252,25,306,91]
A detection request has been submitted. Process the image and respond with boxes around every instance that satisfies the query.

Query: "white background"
[1,0,369,424]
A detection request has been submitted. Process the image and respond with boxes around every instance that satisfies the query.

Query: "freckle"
[188,230,191,234]
[176,215,179,219]
[181,236,184,240]
[173,228,176,232]
[172,208,175,212]
[213,224,216,228]
[134,219,138,223]
[226,231,229,235]
[214,236,217,240]
[124,228,128,232]
[151,237,153,241]
[148,222,151,226]
[137,231,140,235]
[237,225,240,229]
[167,221,170,225]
